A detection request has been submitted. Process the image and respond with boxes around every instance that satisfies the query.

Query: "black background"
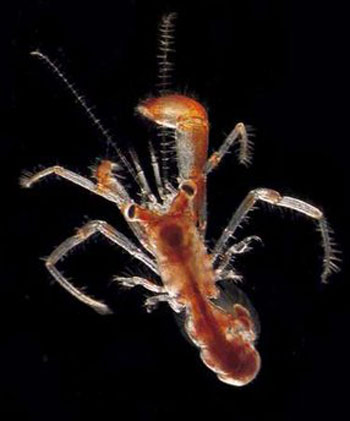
[2,0,349,420]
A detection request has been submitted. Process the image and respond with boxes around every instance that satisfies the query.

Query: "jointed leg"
[46,224,111,315]
[212,188,339,283]
[93,160,131,203]
[205,122,253,174]
[156,126,176,192]
[129,149,158,204]
[144,294,184,313]
[149,142,167,201]
[45,220,159,314]
[114,277,184,313]
[79,221,159,274]
[215,269,243,283]
[114,276,165,293]
[215,236,262,278]
[20,165,127,206]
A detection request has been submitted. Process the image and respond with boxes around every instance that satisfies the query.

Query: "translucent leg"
[222,235,262,256]
[215,236,262,279]
[114,276,165,293]
[149,142,167,201]
[212,188,340,283]
[45,220,159,314]
[20,165,126,206]
[144,294,184,313]
[205,122,253,173]
[129,149,158,204]
[93,160,131,203]
[215,270,243,283]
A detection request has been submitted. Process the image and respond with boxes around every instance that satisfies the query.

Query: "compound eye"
[180,181,196,197]
[125,204,136,220]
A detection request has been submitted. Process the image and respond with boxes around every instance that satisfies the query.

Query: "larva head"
[137,94,208,129]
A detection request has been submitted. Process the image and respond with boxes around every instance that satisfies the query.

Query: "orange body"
[24,18,339,389]
[132,94,260,385]
[138,94,209,231]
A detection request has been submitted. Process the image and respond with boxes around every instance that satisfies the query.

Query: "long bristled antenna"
[155,13,177,190]
[157,12,177,94]
[30,50,137,180]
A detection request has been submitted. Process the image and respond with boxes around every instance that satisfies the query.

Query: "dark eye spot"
[127,204,136,219]
[161,224,183,248]
[181,183,195,197]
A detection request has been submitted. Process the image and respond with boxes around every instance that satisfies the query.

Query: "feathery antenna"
[155,13,178,190]
[156,12,177,94]
[30,50,136,179]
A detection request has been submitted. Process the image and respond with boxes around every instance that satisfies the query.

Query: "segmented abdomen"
[184,291,261,386]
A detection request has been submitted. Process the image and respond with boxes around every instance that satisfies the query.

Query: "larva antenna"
[155,13,178,190]
[30,50,136,180]
[156,12,177,94]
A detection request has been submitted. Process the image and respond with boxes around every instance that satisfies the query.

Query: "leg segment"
[20,166,128,206]
[215,236,262,277]
[144,294,184,313]
[45,220,159,314]
[129,149,158,204]
[212,188,339,283]
[93,160,131,203]
[205,122,253,174]
[114,277,183,313]
[222,235,262,256]
[114,276,165,293]
[149,142,167,201]
[215,269,243,283]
